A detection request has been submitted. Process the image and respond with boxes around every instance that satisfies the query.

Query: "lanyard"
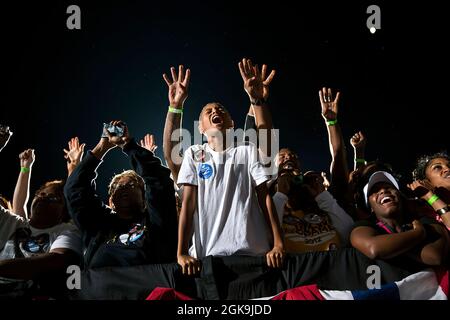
[376,220,396,234]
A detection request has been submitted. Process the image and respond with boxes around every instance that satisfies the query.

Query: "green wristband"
[355,158,367,164]
[327,119,338,126]
[20,167,30,173]
[168,106,183,114]
[427,194,440,206]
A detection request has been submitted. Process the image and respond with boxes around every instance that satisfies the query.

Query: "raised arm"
[239,58,276,165]
[319,88,349,199]
[64,125,117,235]
[12,149,35,219]
[350,131,367,171]
[63,137,86,177]
[120,125,178,262]
[0,125,13,152]
[162,65,190,183]
[407,180,450,229]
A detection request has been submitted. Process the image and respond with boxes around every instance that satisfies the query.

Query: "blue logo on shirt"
[199,163,213,179]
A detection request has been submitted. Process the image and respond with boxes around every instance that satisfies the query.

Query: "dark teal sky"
[1,0,448,199]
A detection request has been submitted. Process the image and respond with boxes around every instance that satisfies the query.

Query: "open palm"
[163,65,191,107]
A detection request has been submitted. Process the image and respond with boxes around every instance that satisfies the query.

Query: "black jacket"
[64,140,178,268]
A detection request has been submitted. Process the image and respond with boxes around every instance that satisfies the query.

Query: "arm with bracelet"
[12,149,35,219]
[238,58,276,166]
[407,180,450,229]
[350,131,367,171]
[319,87,349,202]
[162,65,190,184]
[0,125,13,152]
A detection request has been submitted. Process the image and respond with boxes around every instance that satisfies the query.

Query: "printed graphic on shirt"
[193,148,210,163]
[282,207,340,253]
[198,163,213,179]
[14,228,51,256]
[108,223,147,247]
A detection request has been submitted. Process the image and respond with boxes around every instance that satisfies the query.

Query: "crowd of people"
[0,58,449,299]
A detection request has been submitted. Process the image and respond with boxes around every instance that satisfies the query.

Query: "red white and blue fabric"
[260,268,448,300]
[147,269,448,300]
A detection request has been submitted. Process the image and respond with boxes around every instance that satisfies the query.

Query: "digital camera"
[102,123,125,138]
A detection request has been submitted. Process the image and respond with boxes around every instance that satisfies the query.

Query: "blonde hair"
[108,170,145,196]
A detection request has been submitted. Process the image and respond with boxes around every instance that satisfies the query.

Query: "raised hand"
[350,131,366,150]
[319,87,340,121]
[103,120,131,148]
[140,134,157,153]
[64,137,85,175]
[407,180,435,199]
[0,125,13,152]
[303,172,326,198]
[19,149,35,169]
[238,58,275,102]
[163,65,191,108]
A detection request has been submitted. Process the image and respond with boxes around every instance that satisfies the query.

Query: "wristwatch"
[250,98,267,106]
[436,205,450,216]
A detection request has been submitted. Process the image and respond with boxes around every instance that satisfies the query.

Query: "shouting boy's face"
[198,103,234,135]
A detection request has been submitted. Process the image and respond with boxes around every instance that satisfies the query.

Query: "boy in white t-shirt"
[176,60,285,275]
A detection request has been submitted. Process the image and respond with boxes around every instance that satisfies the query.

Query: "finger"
[63,149,69,155]
[241,58,249,75]
[254,64,260,79]
[170,67,178,82]
[246,59,254,76]
[188,263,194,276]
[322,87,328,102]
[275,254,282,268]
[266,253,272,268]
[162,73,172,86]
[263,70,276,85]
[238,61,246,79]
[327,88,332,102]
[182,263,189,275]
[183,68,191,88]
[319,90,324,104]
[334,91,341,104]
[178,65,185,83]
[261,64,267,80]
[149,134,155,146]
[270,254,277,268]
[140,139,144,147]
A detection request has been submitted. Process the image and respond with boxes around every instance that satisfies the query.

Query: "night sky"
[1,1,448,200]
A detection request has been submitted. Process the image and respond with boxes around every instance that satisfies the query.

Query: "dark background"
[1,0,448,200]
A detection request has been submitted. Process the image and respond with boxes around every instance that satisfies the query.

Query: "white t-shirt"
[177,142,271,258]
[0,205,82,259]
